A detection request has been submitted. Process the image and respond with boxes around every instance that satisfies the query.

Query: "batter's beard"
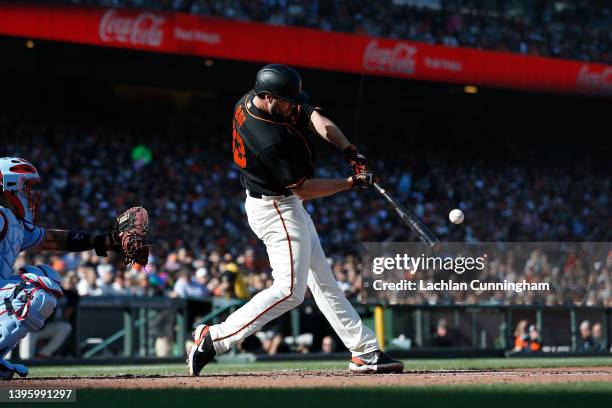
[270,104,292,120]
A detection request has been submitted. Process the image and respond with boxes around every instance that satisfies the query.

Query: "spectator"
[591,322,607,353]
[97,264,116,295]
[172,267,192,298]
[526,325,542,352]
[221,262,249,300]
[513,320,529,352]
[112,273,131,296]
[134,271,152,297]
[256,320,284,356]
[513,320,542,353]
[513,320,541,352]
[321,335,336,353]
[173,266,209,298]
[430,318,452,347]
[191,268,210,297]
[577,320,595,352]
[76,267,102,296]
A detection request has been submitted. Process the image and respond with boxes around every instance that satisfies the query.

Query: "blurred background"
[0,0,610,363]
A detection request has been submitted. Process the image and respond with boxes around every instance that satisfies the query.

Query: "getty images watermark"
[360,242,610,303]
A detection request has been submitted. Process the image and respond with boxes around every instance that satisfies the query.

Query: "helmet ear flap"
[6,191,26,219]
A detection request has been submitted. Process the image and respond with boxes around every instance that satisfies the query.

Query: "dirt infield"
[4,367,612,389]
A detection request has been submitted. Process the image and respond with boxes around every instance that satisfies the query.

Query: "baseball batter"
[0,157,149,379]
[188,64,404,374]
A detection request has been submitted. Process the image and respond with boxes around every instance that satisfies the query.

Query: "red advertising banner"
[0,4,611,96]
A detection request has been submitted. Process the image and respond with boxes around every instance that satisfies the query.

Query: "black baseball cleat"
[187,324,216,376]
[349,350,404,373]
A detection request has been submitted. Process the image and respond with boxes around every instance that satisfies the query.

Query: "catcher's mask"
[0,157,41,227]
[253,64,309,105]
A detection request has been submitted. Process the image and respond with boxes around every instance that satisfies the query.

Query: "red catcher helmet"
[0,157,41,227]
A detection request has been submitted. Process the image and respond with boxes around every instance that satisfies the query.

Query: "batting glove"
[350,171,379,189]
[343,144,369,175]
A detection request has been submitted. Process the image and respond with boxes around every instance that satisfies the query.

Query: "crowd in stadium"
[64,0,612,64]
[2,108,610,307]
[374,246,612,306]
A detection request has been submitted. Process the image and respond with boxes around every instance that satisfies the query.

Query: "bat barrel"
[373,183,441,252]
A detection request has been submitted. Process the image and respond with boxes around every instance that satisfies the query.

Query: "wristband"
[65,231,94,252]
[93,235,108,256]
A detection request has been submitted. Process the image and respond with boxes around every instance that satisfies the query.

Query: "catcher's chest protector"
[0,206,24,280]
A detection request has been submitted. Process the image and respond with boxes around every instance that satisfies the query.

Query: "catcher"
[0,157,149,378]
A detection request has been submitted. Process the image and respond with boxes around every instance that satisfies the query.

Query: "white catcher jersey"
[0,206,45,279]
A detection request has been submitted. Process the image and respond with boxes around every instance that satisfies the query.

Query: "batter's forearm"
[292,178,353,201]
[310,111,351,150]
[322,124,351,150]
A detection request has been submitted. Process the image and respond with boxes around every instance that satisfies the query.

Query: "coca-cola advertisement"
[98,9,166,48]
[363,41,418,76]
[0,3,611,96]
[576,65,612,94]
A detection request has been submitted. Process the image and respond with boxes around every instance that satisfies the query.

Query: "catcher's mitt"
[106,207,150,269]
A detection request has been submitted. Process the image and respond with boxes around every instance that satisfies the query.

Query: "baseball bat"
[373,183,441,252]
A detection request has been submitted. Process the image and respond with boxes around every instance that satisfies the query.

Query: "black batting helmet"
[253,64,309,105]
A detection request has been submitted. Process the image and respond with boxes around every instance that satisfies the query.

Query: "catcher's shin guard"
[187,324,216,376]
[0,267,60,361]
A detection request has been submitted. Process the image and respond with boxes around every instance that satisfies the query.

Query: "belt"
[246,190,292,200]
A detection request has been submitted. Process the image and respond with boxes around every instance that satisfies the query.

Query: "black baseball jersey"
[232,91,317,196]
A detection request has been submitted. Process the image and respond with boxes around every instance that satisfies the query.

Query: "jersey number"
[232,122,247,168]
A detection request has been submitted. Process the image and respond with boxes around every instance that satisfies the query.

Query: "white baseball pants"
[208,193,379,356]
[19,321,72,359]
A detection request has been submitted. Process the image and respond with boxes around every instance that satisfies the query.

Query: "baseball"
[449,209,464,224]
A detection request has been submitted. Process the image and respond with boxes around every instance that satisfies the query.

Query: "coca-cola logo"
[99,9,165,47]
[576,65,612,94]
[363,40,417,75]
